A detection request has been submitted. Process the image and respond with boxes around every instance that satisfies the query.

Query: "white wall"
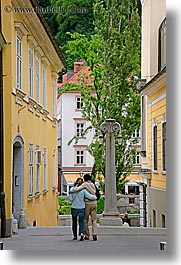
[141,0,166,81]
[61,92,94,169]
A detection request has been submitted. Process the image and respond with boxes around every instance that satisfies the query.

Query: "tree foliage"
[60,0,141,192]
[51,0,95,69]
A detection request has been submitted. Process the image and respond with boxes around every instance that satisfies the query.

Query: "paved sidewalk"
[1,225,167,255]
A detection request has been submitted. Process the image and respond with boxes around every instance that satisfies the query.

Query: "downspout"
[0,5,6,238]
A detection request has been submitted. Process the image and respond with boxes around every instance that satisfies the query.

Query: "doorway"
[12,135,24,224]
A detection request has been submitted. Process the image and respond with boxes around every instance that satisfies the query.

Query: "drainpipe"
[0,6,6,238]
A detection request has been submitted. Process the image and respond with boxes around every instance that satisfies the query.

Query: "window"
[133,151,140,165]
[162,214,166,228]
[76,97,83,110]
[153,124,158,170]
[16,36,22,90]
[52,79,56,117]
[153,210,156,227]
[52,149,57,188]
[29,47,34,98]
[29,144,34,195]
[141,95,146,153]
[132,129,140,138]
[43,148,48,191]
[36,148,41,193]
[76,150,84,164]
[74,119,86,138]
[42,66,46,109]
[76,123,84,137]
[162,121,166,171]
[158,18,166,71]
[36,56,40,103]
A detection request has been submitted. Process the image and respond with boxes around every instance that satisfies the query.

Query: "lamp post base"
[99,213,123,226]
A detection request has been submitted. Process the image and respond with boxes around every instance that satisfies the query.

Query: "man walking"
[69,174,98,241]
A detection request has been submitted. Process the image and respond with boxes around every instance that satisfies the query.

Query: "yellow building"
[0,0,66,236]
[139,0,166,227]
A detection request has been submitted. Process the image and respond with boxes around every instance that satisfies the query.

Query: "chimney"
[62,73,67,83]
[74,61,84,73]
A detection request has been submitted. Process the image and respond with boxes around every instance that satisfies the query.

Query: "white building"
[57,62,94,194]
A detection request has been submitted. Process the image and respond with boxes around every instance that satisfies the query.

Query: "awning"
[63,172,104,185]
[63,173,82,185]
[126,174,142,183]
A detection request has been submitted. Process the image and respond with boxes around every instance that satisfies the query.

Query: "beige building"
[0,0,66,236]
[139,0,166,227]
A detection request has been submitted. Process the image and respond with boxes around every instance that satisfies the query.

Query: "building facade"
[58,62,94,195]
[0,0,66,236]
[139,0,166,227]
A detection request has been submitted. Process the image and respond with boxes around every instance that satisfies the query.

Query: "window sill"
[74,164,86,167]
[42,189,48,194]
[161,171,166,175]
[27,194,35,200]
[35,191,41,197]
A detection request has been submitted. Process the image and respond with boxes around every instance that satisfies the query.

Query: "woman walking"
[69,178,97,241]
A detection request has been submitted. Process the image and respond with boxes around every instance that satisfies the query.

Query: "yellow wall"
[147,84,166,190]
[1,0,65,228]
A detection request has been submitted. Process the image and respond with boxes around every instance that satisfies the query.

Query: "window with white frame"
[132,129,140,138]
[52,79,56,117]
[162,121,166,171]
[76,97,83,110]
[43,148,48,191]
[76,150,85,165]
[158,17,166,71]
[36,56,40,103]
[29,46,34,98]
[52,149,57,188]
[76,123,84,137]
[36,147,41,193]
[42,66,46,109]
[153,122,158,170]
[133,151,140,165]
[28,144,34,195]
[141,95,146,151]
[16,36,22,90]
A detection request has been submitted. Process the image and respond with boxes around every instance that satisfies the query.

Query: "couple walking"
[68,174,98,241]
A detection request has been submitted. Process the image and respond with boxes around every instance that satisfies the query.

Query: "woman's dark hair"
[74,177,83,187]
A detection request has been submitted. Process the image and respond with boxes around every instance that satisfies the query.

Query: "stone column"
[139,184,147,227]
[99,119,122,226]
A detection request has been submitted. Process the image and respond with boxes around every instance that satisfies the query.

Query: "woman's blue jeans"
[71,208,85,237]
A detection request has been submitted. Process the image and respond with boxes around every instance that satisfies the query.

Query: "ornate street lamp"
[99,118,123,226]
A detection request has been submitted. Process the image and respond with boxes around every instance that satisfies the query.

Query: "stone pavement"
[1,225,167,255]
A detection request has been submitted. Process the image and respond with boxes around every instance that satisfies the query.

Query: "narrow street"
[1,226,167,254]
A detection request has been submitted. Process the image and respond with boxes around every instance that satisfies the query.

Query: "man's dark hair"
[83,174,92,182]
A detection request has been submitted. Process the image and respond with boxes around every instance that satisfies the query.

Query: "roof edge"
[30,0,67,68]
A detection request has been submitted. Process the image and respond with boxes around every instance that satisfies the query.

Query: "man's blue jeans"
[71,208,85,237]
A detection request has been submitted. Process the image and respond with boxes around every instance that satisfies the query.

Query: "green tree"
[50,0,95,69]
[37,0,59,36]
[60,0,141,193]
